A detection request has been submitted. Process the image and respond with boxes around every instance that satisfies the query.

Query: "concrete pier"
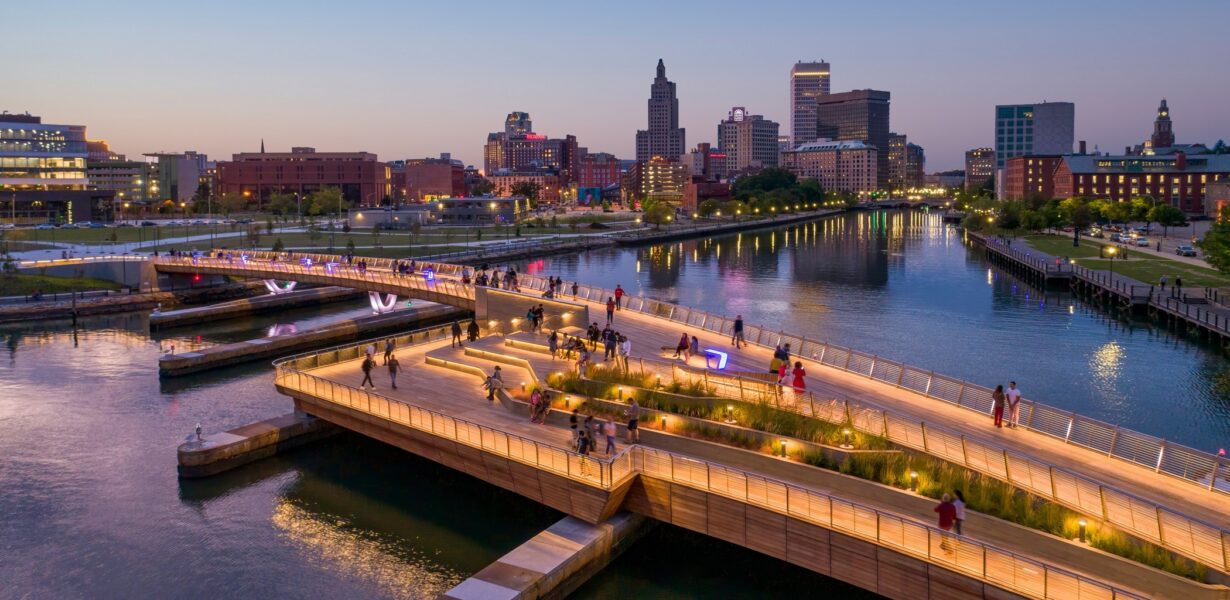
[442,512,648,600]
[150,285,363,329]
[177,412,338,477]
[158,302,467,376]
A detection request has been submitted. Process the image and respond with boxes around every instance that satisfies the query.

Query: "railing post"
[1156,441,1166,473]
[1211,461,1221,492]
[1107,426,1120,457]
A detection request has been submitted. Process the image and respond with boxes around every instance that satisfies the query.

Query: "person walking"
[1176,276,1183,293]
[732,314,745,348]
[570,409,580,445]
[952,490,967,536]
[485,366,503,402]
[604,419,617,455]
[625,399,640,443]
[1005,381,1022,428]
[603,327,616,361]
[548,330,559,359]
[991,384,1006,428]
[383,338,395,365]
[614,284,625,310]
[791,361,807,396]
[365,343,376,363]
[606,297,616,325]
[467,319,480,342]
[1160,275,1167,291]
[618,334,631,373]
[360,355,375,389]
[387,354,400,389]
[571,281,579,298]
[451,321,463,348]
[934,493,957,551]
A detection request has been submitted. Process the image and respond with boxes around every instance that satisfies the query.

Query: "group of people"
[541,276,579,299]
[359,340,401,390]
[524,304,549,332]
[933,490,968,546]
[569,409,621,456]
[1158,275,1184,293]
[450,320,480,348]
[989,381,1023,429]
[471,266,521,291]
[672,333,700,361]
[767,343,808,395]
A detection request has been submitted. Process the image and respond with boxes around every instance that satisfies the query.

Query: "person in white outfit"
[1005,381,1022,428]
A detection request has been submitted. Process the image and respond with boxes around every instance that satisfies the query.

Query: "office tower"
[964,148,995,190]
[789,61,831,146]
[505,112,532,136]
[0,112,110,224]
[717,107,780,173]
[815,90,891,189]
[634,59,686,162]
[993,102,1074,169]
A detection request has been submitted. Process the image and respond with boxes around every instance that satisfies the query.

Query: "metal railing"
[276,330,1144,600]
[634,445,1146,600]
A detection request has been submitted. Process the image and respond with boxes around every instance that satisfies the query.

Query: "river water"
[3,210,1227,599]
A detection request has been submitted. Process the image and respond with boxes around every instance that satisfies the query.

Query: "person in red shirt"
[935,493,957,551]
[606,297,616,325]
[614,284,625,310]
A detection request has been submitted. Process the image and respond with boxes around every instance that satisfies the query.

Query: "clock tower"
[1151,98,1175,149]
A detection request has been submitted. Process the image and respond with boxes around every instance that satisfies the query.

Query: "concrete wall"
[475,287,589,335]
[19,259,159,289]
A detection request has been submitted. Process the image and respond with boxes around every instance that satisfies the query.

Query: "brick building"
[1003,155,1063,200]
[1054,153,1230,214]
[779,140,878,194]
[216,147,390,207]
[487,172,561,204]
[576,152,621,189]
[682,179,730,212]
[403,158,465,201]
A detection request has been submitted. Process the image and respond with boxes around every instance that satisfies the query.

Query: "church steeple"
[1151,98,1174,149]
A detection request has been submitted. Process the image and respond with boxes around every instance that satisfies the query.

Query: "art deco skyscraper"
[789,61,831,146]
[635,59,686,162]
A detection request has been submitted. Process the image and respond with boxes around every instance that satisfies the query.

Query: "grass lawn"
[1023,234,1230,287]
[0,274,122,296]
[4,225,229,245]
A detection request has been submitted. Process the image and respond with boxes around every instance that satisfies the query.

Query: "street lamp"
[1103,245,1117,278]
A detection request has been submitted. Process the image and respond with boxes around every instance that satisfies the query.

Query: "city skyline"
[5,0,1228,172]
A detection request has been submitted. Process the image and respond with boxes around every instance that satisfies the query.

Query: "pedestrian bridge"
[152,251,1230,588]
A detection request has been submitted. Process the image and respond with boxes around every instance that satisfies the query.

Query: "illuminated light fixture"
[703,349,728,370]
[1078,519,1088,543]
[909,471,919,491]
[779,439,788,457]
[841,428,853,449]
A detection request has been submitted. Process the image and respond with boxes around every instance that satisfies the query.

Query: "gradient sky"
[6,0,1228,171]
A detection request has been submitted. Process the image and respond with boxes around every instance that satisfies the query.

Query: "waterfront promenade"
[153,254,1230,578]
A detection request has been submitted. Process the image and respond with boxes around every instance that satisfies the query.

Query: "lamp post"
[1103,245,1117,278]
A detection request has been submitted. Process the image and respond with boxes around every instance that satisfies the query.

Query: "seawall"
[150,285,363,329]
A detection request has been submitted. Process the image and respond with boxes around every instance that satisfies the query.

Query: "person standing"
[570,409,580,445]
[387,354,400,389]
[604,419,617,455]
[991,384,1006,428]
[618,334,631,373]
[732,315,745,348]
[383,338,395,365]
[1160,275,1167,291]
[614,284,625,310]
[934,493,957,551]
[467,319,480,342]
[952,490,967,536]
[606,297,616,325]
[360,355,375,389]
[571,281,579,298]
[603,327,616,361]
[548,330,559,359]
[791,361,807,396]
[625,399,640,443]
[1176,276,1183,293]
[451,321,463,348]
[1005,381,1022,428]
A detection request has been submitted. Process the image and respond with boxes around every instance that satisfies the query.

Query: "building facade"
[487,173,561,204]
[87,159,156,206]
[626,157,686,205]
[143,151,206,203]
[717,107,780,173]
[814,90,891,189]
[216,147,391,207]
[780,140,878,194]
[994,102,1074,170]
[964,147,995,190]
[577,152,621,190]
[634,59,686,162]
[789,61,831,146]
[905,143,925,190]
[0,113,108,224]
[1003,155,1063,200]
[1053,153,1230,214]
[682,180,730,212]
[681,143,727,181]
[482,113,578,185]
[403,157,465,201]
[1206,177,1230,219]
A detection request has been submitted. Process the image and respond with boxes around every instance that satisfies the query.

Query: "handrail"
[274,332,1146,600]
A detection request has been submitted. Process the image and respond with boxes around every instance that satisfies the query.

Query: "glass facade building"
[0,116,89,189]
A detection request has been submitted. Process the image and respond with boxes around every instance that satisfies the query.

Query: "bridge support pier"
[368,291,399,314]
[263,280,297,295]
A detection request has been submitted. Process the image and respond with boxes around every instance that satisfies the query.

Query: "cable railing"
[634,445,1146,600]
[276,329,1144,600]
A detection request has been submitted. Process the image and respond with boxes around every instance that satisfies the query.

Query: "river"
[3,210,1227,599]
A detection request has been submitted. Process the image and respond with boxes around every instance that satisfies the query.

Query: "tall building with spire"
[1151,99,1175,149]
[789,60,831,146]
[635,59,686,162]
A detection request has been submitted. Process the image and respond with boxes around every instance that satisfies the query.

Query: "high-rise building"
[505,112,532,136]
[886,133,907,191]
[964,147,995,190]
[789,61,831,145]
[0,112,110,224]
[814,90,891,189]
[905,143,925,189]
[993,102,1074,169]
[717,107,780,174]
[626,156,686,205]
[634,59,686,162]
[483,113,578,184]
[780,140,879,194]
[143,151,206,203]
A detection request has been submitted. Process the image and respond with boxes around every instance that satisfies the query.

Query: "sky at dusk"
[6,0,1228,171]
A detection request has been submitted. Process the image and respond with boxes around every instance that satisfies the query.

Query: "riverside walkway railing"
[273,327,635,489]
[276,330,1143,600]
[610,354,1230,572]
[634,445,1145,600]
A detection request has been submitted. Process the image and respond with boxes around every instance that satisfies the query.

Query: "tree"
[509,182,541,204]
[1212,139,1228,154]
[470,178,495,196]
[219,192,249,218]
[307,187,346,217]
[266,193,298,219]
[698,199,721,217]
[642,199,673,228]
[1103,201,1132,225]
[720,199,746,219]
[731,168,798,200]
[1130,197,1153,224]
[192,181,212,210]
[1148,204,1186,238]
[271,238,285,252]
[996,210,1021,236]
[1198,207,1230,273]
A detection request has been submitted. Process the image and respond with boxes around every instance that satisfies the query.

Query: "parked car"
[1085,228,1104,238]
[35,223,57,230]
[1135,237,1151,247]
[88,222,106,228]
[140,221,157,227]
[1176,245,1198,257]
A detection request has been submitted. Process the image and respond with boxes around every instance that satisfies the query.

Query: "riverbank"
[0,281,266,324]
[612,208,842,246]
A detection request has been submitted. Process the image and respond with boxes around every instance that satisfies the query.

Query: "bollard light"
[909,471,919,492]
[661,415,667,430]
[1078,519,1088,543]
[521,381,527,392]
[841,428,853,449]
[779,439,788,457]
[618,386,624,401]
[655,374,662,388]
[724,404,736,424]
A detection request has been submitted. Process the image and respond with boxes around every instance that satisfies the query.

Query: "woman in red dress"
[791,361,807,396]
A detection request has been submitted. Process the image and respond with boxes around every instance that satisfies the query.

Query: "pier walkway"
[153,253,1230,578]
